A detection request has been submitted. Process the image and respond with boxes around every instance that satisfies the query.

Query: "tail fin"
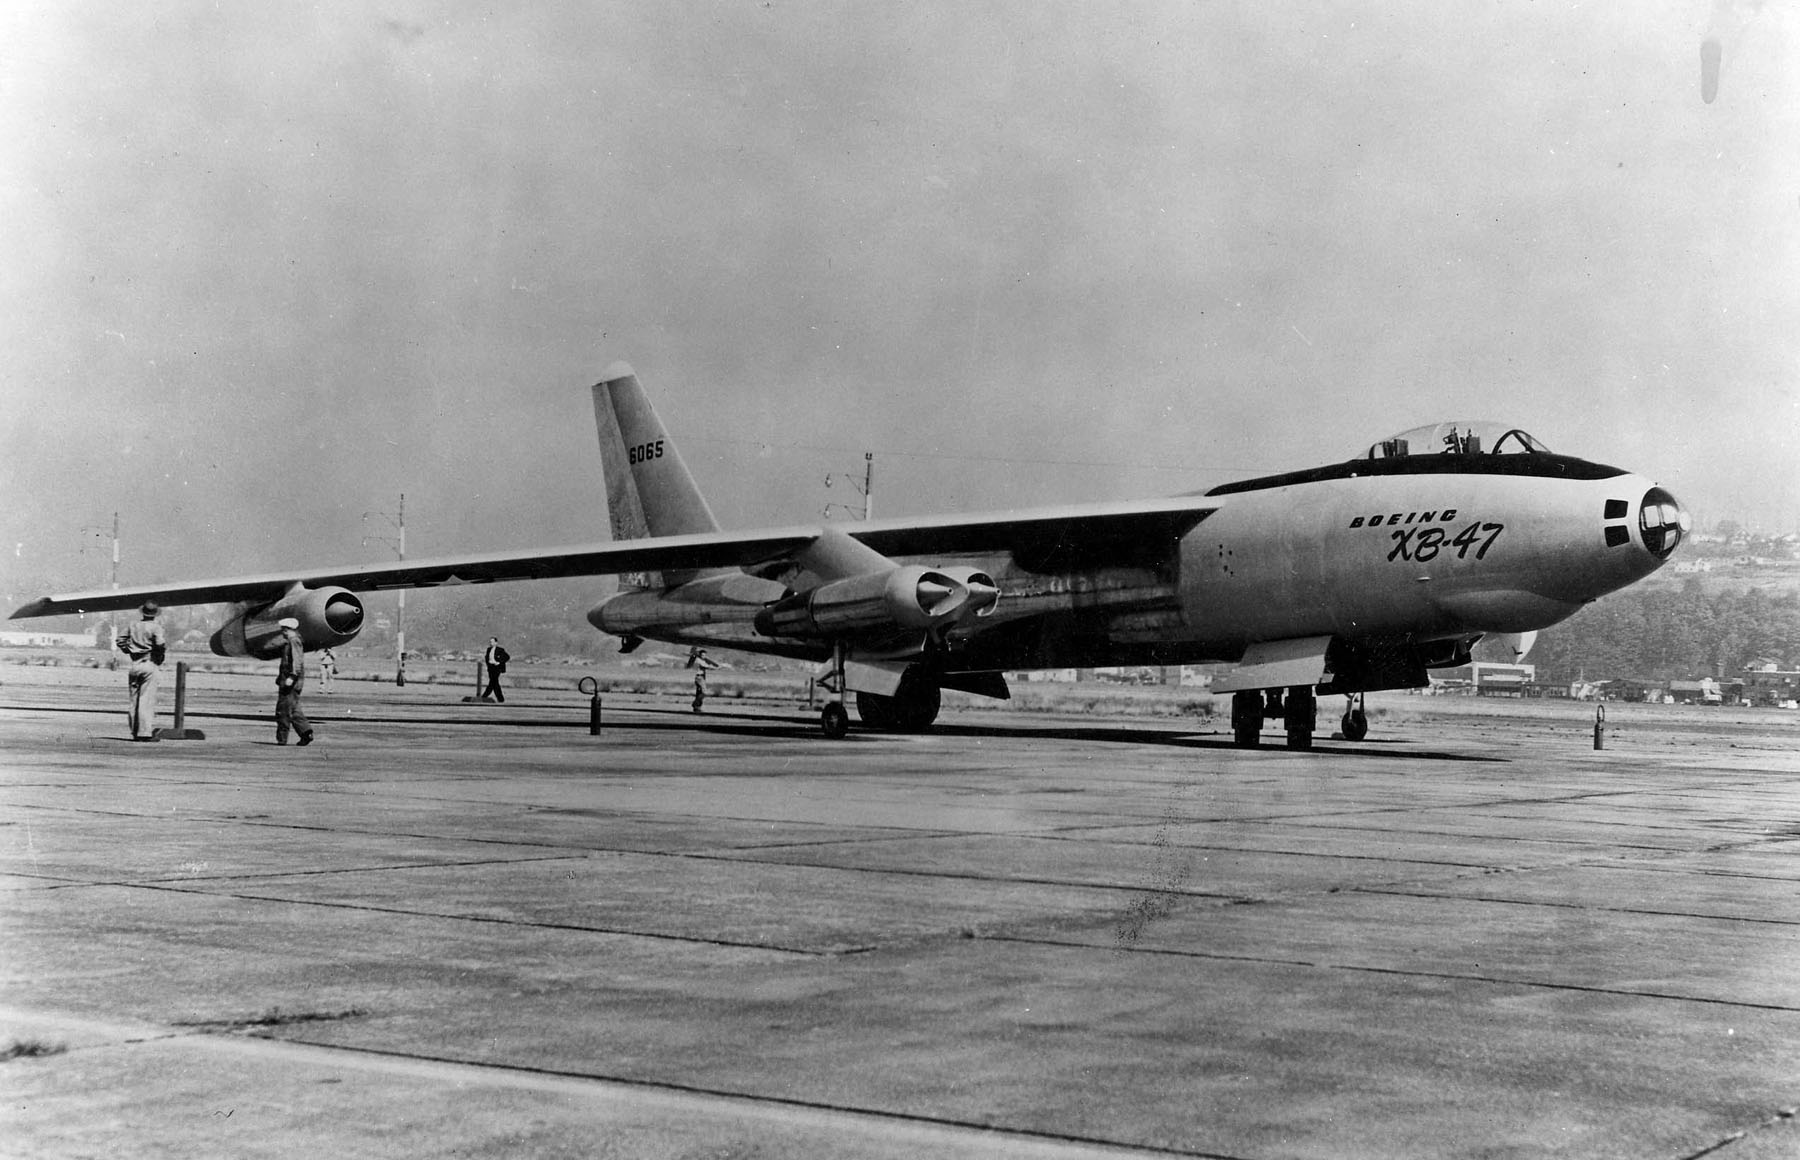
[589,362,721,589]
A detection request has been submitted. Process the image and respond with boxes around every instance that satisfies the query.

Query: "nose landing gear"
[1340,692,1369,742]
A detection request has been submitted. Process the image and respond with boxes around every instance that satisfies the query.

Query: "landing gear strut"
[819,641,851,738]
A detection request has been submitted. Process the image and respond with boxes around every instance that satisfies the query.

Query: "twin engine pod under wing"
[209,584,365,659]
[753,565,999,640]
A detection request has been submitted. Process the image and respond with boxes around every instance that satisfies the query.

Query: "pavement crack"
[1681,1103,1800,1159]
[174,1006,371,1032]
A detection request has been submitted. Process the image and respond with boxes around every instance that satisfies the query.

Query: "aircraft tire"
[895,680,941,731]
[854,692,896,730]
[821,702,850,739]
[858,675,941,732]
[1283,686,1316,751]
[1230,691,1262,748]
[1341,708,1369,742]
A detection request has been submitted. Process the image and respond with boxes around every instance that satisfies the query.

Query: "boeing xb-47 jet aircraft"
[13,363,1688,747]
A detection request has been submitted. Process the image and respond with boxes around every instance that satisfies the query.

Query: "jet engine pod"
[210,585,365,658]
[754,565,997,640]
[935,566,1000,619]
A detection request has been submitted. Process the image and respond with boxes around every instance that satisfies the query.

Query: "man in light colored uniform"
[117,601,166,741]
[274,617,314,746]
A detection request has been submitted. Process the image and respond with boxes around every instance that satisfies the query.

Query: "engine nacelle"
[753,565,1000,640]
[210,585,365,658]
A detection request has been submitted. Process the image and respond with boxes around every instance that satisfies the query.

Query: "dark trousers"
[483,665,505,702]
[276,686,311,741]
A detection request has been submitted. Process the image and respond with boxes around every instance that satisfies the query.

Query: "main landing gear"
[855,670,941,732]
[1230,686,1318,750]
[816,644,943,737]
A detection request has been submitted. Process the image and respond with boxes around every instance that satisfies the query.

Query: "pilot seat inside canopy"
[1364,421,1549,461]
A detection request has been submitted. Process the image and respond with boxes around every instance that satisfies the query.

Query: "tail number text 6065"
[1388,522,1503,563]
[628,440,665,465]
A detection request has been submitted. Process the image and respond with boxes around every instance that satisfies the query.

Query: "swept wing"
[10,496,1216,619]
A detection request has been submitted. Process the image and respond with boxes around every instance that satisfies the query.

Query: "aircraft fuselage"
[591,447,1681,691]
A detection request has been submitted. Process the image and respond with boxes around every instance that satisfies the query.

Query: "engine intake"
[753,565,999,640]
[210,585,365,658]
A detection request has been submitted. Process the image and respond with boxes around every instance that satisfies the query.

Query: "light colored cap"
[277,617,300,629]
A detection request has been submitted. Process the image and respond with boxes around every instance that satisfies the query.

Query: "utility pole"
[824,452,874,521]
[79,512,121,652]
[362,493,408,686]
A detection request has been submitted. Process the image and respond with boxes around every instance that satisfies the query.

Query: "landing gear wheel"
[854,673,941,732]
[1283,686,1316,750]
[894,678,940,731]
[820,702,850,739]
[854,692,895,730]
[1230,691,1262,748]
[1341,707,1368,742]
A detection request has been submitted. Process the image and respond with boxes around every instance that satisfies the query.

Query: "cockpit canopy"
[1364,422,1549,461]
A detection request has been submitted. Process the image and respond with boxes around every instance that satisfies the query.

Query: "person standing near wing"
[274,617,314,746]
[117,600,166,741]
[687,646,719,713]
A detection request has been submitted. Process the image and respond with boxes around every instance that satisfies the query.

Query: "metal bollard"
[462,661,489,704]
[578,677,602,735]
[159,661,207,740]
[1593,703,1606,750]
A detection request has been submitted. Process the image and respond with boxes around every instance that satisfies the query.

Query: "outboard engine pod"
[210,585,365,657]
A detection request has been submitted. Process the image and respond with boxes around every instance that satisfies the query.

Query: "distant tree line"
[1529,582,1800,683]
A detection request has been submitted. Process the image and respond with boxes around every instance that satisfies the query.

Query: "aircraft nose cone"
[1639,486,1689,560]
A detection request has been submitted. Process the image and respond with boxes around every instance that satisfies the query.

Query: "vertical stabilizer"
[589,362,722,589]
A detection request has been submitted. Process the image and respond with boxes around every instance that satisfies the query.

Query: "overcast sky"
[3,1,1796,604]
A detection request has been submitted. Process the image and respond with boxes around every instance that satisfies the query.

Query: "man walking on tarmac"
[481,637,509,703]
[274,617,314,746]
[117,600,166,741]
[687,646,719,713]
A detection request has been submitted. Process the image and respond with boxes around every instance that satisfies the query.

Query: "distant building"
[0,629,103,649]
[1668,678,1723,705]
[1742,663,1800,707]
[1603,677,1667,703]
[1434,661,1536,696]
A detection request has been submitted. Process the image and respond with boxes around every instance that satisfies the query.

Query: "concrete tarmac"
[3,664,1799,1158]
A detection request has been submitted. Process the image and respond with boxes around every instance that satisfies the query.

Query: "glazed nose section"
[1637,486,1689,559]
